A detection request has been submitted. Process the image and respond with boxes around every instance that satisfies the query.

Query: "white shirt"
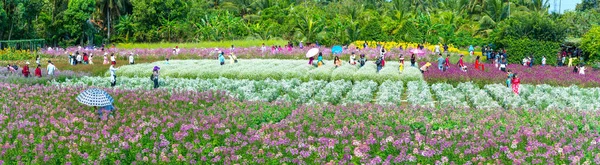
[110,56,116,62]
[110,65,118,76]
[261,46,266,52]
[175,48,180,55]
[76,55,82,61]
[129,55,134,63]
[542,58,546,65]
[434,45,440,53]
[47,64,56,75]
[579,67,586,75]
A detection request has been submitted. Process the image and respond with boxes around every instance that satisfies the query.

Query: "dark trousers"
[111,76,116,87]
[153,79,159,89]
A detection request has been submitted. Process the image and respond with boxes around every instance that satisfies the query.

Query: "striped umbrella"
[76,88,114,106]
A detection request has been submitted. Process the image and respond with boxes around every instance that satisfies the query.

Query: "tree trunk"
[107,9,111,44]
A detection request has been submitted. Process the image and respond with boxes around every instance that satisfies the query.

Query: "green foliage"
[492,12,567,43]
[502,39,560,65]
[62,0,96,45]
[581,26,600,62]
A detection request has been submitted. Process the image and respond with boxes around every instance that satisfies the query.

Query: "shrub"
[581,26,600,62]
[501,39,560,65]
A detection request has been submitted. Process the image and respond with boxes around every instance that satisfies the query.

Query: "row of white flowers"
[57,76,600,110]
[114,59,423,83]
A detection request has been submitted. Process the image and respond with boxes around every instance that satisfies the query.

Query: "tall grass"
[116,40,288,49]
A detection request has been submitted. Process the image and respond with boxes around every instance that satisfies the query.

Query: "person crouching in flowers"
[152,66,160,89]
[334,56,342,68]
[511,73,520,95]
[420,62,432,73]
[95,104,115,120]
[316,53,325,67]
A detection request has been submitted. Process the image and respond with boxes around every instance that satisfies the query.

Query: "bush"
[502,39,560,65]
[581,26,600,62]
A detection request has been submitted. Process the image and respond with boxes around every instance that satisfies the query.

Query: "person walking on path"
[444,55,450,71]
[152,66,160,89]
[399,55,405,72]
[109,63,119,87]
[218,52,226,65]
[511,73,520,95]
[34,64,42,77]
[128,53,135,65]
[89,54,94,65]
[437,54,444,71]
[457,55,466,72]
[22,62,30,77]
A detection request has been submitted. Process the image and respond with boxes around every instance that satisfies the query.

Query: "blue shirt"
[437,57,445,66]
[219,54,225,62]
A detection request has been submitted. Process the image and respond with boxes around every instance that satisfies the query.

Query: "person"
[511,73,520,95]
[174,46,180,55]
[410,54,416,67]
[308,56,314,65]
[299,41,304,49]
[444,55,450,71]
[83,53,89,64]
[500,58,507,72]
[230,45,235,53]
[573,64,579,73]
[399,55,405,72]
[261,43,267,53]
[152,66,160,89]
[229,53,238,64]
[375,56,383,73]
[579,64,586,75]
[110,53,116,65]
[11,63,18,71]
[437,54,444,71]
[219,52,225,65]
[349,52,356,65]
[358,54,367,67]
[34,64,42,77]
[529,55,534,67]
[128,53,135,65]
[561,54,566,67]
[316,53,324,67]
[541,56,546,66]
[443,44,448,53]
[47,61,57,77]
[457,55,465,70]
[96,104,115,119]
[7,64,15,72]
[522,57,528,66]
[568,53,574,67]
[363,41,368,49]
[89,54,94,65]
[468,45,474,56]
[76,52,83,65]
[103,53,109,65]
[36,55,41,65]
[334,56,342,68]
[506,69,513,87]
[474,56,481,70]
[420,62,432,73]
[109,63,119,87]
[434,44,441,54]
[22,62,30,77]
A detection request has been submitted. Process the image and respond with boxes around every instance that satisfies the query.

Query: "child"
[399,55,405,72]
[511,73,520,95]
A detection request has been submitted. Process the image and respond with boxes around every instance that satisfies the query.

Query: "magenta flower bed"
[422,62,600,87]
[1,83,600,164]
[40,47,434,60]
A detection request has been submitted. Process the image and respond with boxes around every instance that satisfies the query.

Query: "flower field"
[56,76,600,111]
[113,60,423,83]
[2,82,600,164]
[423,63,600,87]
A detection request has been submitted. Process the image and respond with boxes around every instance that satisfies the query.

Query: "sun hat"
[25,62,30,65]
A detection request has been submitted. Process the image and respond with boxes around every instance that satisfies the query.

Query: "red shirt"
[458,58,464,67]
[511,78,520,85]
[22,65,29,75]
[35,68,42,77]
[444,58,450,67]
[84,55,89,61]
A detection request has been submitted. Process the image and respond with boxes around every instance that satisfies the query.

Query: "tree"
[96,0,131,43]
[114,15,136,42]
[63,0,96,45]
[581,26,600,62]
[576,0,599,11]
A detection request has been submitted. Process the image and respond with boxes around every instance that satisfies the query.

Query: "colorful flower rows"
[1,83,600,164]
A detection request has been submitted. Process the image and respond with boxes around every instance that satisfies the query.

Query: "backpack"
[150,73,154,80]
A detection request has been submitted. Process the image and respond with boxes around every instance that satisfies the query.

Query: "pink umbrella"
[410,49,425,55]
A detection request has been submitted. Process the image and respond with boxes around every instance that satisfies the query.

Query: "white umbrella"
[306,48,319,58]
[76,88,114,107]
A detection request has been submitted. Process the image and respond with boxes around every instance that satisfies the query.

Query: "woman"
[334,56,342,68]
[511,73,520,95]
[36,55,41,65]
[506,69,513,87]
[349,52,356,65]
[375,56,383,73]
[89,54,94,65]
[358,54,367,67]
[96,104,115,119]
[68,53,74,65]
[218,52,225,65]
[109,63,119,87]
[110,53,116,65]
[410,54,416,67]
[103,53,109,65]
[152,66,160,89]
[474,56,481,70]
[316,53,324,67]
[22,62,30,77]
[129,53,135,65]
[229,53,237,64]
[420,62,432,73]
[399,55,405,72]
[83,53,89,64]
[308,56,314,65]
[34,64,42,77]
[500,58,507,72]
[7,64,15,72]
[457,55,466,71]
[444,55,450,71]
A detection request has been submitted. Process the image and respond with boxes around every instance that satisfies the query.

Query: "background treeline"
[0,0,599,49]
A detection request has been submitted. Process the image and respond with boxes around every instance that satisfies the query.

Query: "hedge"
[501,39,560,66]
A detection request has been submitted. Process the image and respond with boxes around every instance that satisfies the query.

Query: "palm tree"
[96,0,129,43]
[114,15,135,42]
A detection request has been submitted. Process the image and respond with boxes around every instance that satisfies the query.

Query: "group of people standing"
[6,59,57,78]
